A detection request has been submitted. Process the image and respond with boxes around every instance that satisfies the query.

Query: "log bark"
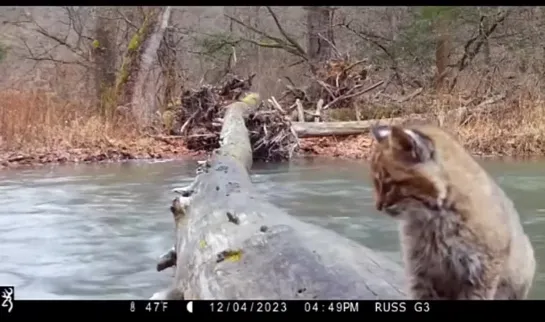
[153,95,406,300]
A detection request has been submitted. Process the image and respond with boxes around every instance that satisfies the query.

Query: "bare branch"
[323,81,384,110]
[344,22,404,92]
[225,12,309,62]
[225,14,285,46]
[265,6,307,57]
[450,8,510,92]
[317,32,342,59]
[115,8,139,30]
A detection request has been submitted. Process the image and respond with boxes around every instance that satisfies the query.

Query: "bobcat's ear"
[370,125,391,143]
[389,126,435,163]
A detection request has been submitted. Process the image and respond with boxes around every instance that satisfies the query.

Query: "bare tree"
[93,7,118,109]
[305,6,335,72]
[433,16,451,91]
[305,6,336,102]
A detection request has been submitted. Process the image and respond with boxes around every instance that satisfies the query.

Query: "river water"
[0,157,543,299]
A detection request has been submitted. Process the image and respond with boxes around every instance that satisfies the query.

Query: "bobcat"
[369,124,536,300]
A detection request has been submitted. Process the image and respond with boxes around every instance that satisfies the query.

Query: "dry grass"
[0,90,196,168]
[1,89,129,151]
[444,96,545,157]
[301,90,545,160]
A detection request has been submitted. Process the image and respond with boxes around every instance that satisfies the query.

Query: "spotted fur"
[369,124,536,300]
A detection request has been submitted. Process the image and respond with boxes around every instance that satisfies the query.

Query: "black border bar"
[1,300,543,318]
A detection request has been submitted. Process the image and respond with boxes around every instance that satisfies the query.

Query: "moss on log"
[153,95,406,300]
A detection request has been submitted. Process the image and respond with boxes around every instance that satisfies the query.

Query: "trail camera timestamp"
[304,301,359,313]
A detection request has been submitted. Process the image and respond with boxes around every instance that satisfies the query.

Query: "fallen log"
[152,94,406,300]
[291,98,507,139]
[291,118,411,138]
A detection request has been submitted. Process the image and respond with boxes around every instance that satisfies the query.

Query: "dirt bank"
[299,135,373,160]
[0,137,205,170]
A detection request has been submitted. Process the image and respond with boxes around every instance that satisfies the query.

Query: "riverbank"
[3,89,545,169]
[0,139,204,169]
[0,90,205,170]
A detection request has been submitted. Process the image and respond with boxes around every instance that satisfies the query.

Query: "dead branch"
[295,99,305,122]
[449,9,509,92]
[344,22,404,93]
[315,99,324,122]
[225,11,308,62]
[323,81,384,110]
[265,6,307,57]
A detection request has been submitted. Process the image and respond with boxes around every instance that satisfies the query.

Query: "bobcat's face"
[369,125,446,218]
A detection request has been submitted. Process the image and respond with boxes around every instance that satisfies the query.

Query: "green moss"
[111,9,155,107]
[92,39,100,49]
[0,42,8,62]
[128,34,140,52]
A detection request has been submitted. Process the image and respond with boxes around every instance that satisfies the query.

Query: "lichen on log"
[151,97,406,300]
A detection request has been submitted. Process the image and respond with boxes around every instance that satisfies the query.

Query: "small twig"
[316,80,336,100]
[295,99,305,122]
[270,96,285,114]
[397,88,423,103]
[180,110,200,135]
[318,32,343,59]
[323,81,384,110]
[342,59,366,74]
[315,99,324,122]
[475,93,506,108]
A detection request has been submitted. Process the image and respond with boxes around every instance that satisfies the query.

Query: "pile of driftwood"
[167,74,298,162]
[273,58,384,122]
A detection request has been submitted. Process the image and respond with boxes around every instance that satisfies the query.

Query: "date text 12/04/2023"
[206,301,432,313]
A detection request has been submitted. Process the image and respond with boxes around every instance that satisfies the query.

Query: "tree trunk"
[305,6,334,73]
[158,13,177,109]
[150,96,406,300]
[93,7,117,113]
[250,6,262,92]
[129,6,172,127]
[434,17,451,91]
[305,6,335,110]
